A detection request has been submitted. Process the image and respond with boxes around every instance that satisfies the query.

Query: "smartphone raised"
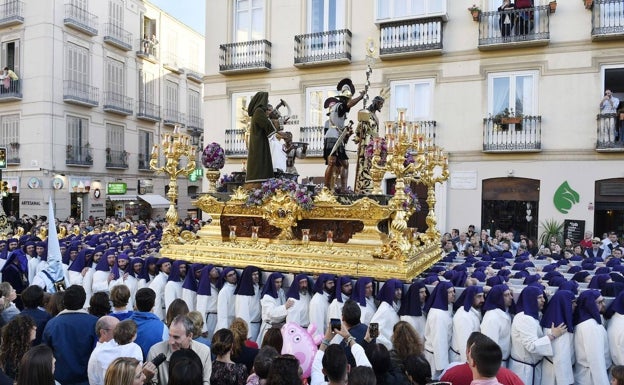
[330,318,341,331]
[369,322,379,339]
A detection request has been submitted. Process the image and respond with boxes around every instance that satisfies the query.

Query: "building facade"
[0,0,204,221]
[204,0,624,240]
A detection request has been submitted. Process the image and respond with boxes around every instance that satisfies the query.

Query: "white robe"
[327,293,349,322]
[257,290,287,346]
[359,297,377,326]
[235,284,262,341]
[574,318,611,385]
[607,312,624,365]
[541,329,574,385]
[27,256,40,284]
[286,292,311,328]
[309,292,331,339]
[509,312,553,385]
[424,307,453,379]
[92,270,112,294]
[196,282,218,338]
[481,308,512,365]
[182,287,197,312]
[452,307,482,362]
[148,272,168,321]
[164,280,183,311]
[400,314,426,340]
[215,282,236,330]
[369,301,399,350]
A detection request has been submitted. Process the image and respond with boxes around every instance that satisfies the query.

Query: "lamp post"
[150,124,196,244]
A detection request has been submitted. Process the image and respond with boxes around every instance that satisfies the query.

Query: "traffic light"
[0,147,6,169]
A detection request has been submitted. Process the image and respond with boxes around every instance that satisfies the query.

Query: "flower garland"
[245,177,314,210]
[201,142,225,170]
[365,138,388,166]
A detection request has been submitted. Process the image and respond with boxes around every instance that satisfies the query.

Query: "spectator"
[0,282,20,323]
[129,287,168,360]
[246,346,278,385]
[45,291,65,316]
[266,354,302,385]
[231,317,259,373]
[0,315,36,379]
[103,357,145,385]
[404,355,431,385]
[95,315,119,345]
[612,365,624,385]
[19,285,51,345]
[261,327,284,353]
[390,321,424,376]
[211,328,248,385]
[187,310,211,346]
[168,349,204,385]
[467,331,504,384]
[165,298,189,327]
[15,345,55,385]
[89,292,111,318]
[110,284,133,321]
[348,366,376,385]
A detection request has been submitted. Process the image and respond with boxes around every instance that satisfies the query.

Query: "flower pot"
[471,10,481,21]
[500,117,523,125]
[549,1,557,13]
[585,0,593,9]
[205,169,221,193]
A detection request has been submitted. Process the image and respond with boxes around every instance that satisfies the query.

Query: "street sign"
[189,168,203,182]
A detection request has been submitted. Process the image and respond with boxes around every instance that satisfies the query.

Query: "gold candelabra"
[150,124,197,244]
[370,108,449,257]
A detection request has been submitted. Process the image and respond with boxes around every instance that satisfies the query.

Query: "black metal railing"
[478,6,549,47]
[137,100,160,121]
[187,115,203,130]
[219,39,272,73]
[379,18,443,57]
[138,153,152,170]
[0,79,21,100]
[294,29,352,65]
[2,145,19,164]
[66,144,93,166]
[163,109,185,126]
[106,149,128,168]
[103,23,132,50]
[483,115,541,152]
[63,3,98,35]
[136,38,159,61]
[299,126,324,157]
[596,113,624,150]
[225,128,247,156]
[592,0,624,39]
[103,91,133,115]
[63,80,98,106]
[0,0,23,27]
[415,121,437,146]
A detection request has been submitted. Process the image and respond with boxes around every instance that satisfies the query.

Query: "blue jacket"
[42,311,98,385]
[19,308,52,345]
[130,311,168,360]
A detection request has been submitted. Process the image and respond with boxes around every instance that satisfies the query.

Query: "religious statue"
[354,94,385,194]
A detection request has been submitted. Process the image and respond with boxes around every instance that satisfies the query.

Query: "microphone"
[150,353,167,367]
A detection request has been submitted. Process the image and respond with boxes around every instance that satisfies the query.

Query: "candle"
[151,145,158,155]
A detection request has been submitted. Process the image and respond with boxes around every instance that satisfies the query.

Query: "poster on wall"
[563,219,585,245]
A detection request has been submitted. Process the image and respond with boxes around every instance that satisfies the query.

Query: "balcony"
[483,115,542,152]
[478,6,550,50]
[0,79,21,101]
[103,23,133,51]
[219,39,272,74]
[187,115,204,131]
[66,145,93,166]
[185,67,204,83]
[416,121,437,146]
[106,149,128,169]
[163,109,185,126]
[136,38,158,63]
[294,29,352,67]
[379,18,443,59]
[137,100,160,122]
[0,1,23,28]
[163,52,183,74]
[2,145,19,165]
[225,128,247,157]
[103,91,133,115]
[299,126,324,157]
[596,113,624,151]
[592,0,624,40]
[63,80,98,107]
[63,3,98,36]
[138,153,152,171]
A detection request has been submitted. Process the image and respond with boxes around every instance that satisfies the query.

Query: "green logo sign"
[107,182,127,195]
[189,168,203,182]
[553,181,580,214]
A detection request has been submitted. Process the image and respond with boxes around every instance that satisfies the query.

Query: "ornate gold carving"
[261,190,301,240]
[313,187,338,204]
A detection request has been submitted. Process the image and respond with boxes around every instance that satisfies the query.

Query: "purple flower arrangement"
[245,177,314,210]
[201,142,225,170]
[403,185,421,212]
[365,138,388,165]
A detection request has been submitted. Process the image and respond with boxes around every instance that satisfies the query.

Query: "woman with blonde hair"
[230,317,259,373]
[104,357,145,385]
[390,320,424,383]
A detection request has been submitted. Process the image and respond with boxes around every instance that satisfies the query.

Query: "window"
[65,42,89,86]
[305,86,338,126]
[138,129,153,168]
[488,71,537,116]
[1,40,19,74]
[188,90,201,119]
[67,115,89,159]
[235,0,264,42]
[139,69,155,104]
[309,0,345,32]
[389,79,434,120]
[105,57,124,96]
[231,92,255,131]
[106,122,124,152]
[376,0,445,22]
[1,114,19,145]
[164,80,179,113]
[109,0,123,26]
[71,0,88,9]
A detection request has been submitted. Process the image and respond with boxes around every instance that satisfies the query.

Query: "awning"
[107,195,138,201]
[138,194,170,209]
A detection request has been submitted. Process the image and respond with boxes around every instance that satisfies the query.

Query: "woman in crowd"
[0,315,36,379]
[261,326,283,353]
[104,357,145,385]
[265,354,302,385]
[169,349,203,385]
[230,317,259,373]
[246,346,279,385]
[165,298,189,327]
[612,365,624,385]
[15,345,56,385]
[211,328,248,385]
[390,321,424,377]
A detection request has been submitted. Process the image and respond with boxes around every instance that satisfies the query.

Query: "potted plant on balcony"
[585,0,593,9]
[468,4,482,21]
[494,108,523,130]
[549,1,557,13]
[9,142,19,150]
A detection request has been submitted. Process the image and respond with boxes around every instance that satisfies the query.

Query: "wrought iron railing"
[63,3,98,35]
[219,39,272,73]
[596,113,624,150]
[63,80,98,106]
[294,29,352,65]
[66,144,93,166]
[483,115,541,152]
[137,100,160,121]
[415,121,437,146]
[0,79,21,100]
[136,38,159,61]
[225,128,247,157]
[103,23,132,50]
[478,6,549,47]
[163,109,185,126]
[592,0,624,38]
[106,149,128,168]
[0,0,23,27]
[103,91,133,115]
[379,18,443,56]
[2,145,19,164]
[299,126,324,157]
[187,115,203,130]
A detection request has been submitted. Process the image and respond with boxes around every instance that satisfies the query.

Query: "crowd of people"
[0,215,624,384]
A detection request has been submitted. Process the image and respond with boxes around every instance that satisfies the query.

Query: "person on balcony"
[0,67,18,93]
[498,0,516,40]
[600,89,620,142]
[515,0,533,36]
